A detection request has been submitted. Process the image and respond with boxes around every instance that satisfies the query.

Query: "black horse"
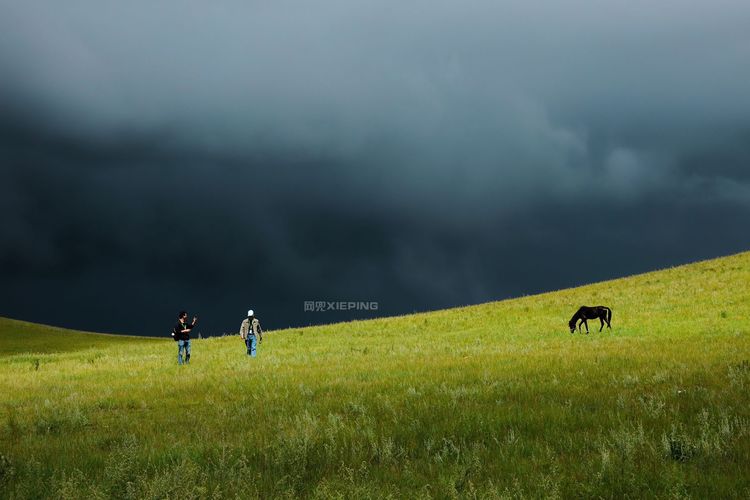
[568,306,612,333]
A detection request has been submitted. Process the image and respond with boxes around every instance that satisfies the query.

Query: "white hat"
[247,309,254,316]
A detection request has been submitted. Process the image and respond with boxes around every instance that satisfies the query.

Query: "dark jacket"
[172,320,193,341]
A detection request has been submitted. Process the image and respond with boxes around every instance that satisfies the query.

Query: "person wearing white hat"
[239,309,263,357]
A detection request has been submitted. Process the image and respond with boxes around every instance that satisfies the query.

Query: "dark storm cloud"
[1,0,749,335]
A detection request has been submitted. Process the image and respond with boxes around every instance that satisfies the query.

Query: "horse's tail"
[606,307,612,325]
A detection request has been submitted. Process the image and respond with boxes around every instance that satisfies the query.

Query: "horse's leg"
[584,319,589,334]
[599,317,604,332]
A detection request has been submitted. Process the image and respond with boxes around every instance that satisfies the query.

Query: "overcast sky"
[1,0,749,336]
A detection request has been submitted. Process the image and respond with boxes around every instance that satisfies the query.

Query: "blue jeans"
[245,334,257,357]
[178,339,191,364]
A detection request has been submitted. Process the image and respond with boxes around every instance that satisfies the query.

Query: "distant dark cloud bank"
[1,1,749,335]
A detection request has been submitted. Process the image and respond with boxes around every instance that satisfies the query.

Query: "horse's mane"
[568,308,582,325]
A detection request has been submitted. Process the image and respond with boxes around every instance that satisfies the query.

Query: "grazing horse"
[568,306,612,333]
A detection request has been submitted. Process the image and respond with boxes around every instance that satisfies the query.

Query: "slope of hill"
[1,252,749,498]
[0,317,156,356]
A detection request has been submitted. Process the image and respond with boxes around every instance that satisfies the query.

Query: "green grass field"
[1,252,749,498]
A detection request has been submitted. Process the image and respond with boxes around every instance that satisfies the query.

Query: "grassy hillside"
[1,252,749,498]
[0,317,156,356]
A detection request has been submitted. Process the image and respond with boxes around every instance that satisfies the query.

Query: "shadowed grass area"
[0,317,156,356]
[1,252,749,498]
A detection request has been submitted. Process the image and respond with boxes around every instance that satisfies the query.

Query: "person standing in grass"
[173,311,197,365]
[239,309,263,357]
